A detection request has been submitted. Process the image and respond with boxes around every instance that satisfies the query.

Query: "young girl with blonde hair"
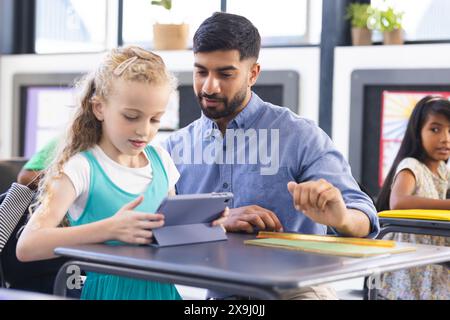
[17,46,181,300]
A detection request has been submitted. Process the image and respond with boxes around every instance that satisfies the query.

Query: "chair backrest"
[0,183,34,254]
[0,183,34,288]
[0,158,28,194]
[0,183,71,294]
[357,182,376,207]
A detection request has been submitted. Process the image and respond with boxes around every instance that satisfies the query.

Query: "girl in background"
[377,95,450,300]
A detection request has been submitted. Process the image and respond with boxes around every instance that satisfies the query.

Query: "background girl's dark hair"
[376,95,450,211]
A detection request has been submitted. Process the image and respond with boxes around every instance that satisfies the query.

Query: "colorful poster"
[379,91,450,186]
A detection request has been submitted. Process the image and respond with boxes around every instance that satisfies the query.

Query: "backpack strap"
[0,183,34,288]
[0,183,35,253]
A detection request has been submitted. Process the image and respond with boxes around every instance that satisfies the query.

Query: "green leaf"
[345,3,371,28]
[367,6,403,32]
[151,0,172,10]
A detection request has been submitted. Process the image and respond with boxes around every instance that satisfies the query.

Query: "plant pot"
[383,29,404,45]
[351,27,372,46]
[153,23,189,50]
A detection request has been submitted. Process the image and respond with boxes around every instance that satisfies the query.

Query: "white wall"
[332,44,450,160]
[0,47,320,158]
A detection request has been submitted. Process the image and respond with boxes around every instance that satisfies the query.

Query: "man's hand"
[212,205,283,233]
[287,179,349,230]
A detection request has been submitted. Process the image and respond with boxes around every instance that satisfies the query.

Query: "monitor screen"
[21,86,77,158]
[174,70,300,129]
[19,85,181,157]
[13,73,82,157]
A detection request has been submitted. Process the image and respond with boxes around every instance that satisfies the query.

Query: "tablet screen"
[157,193,233,226]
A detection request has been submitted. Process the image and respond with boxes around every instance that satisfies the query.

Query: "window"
[227,0,322,46]
[371,0,450,42]
[35,0,107,53]
[121,0,321,48]
[121,0,220,48]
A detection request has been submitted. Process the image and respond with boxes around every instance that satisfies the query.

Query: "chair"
[377,210,450,238]
[366,210,450,300]
[0,158,28,194]
[0,183,70,294]
[0,183,35,288]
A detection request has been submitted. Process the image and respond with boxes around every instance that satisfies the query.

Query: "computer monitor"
[13,73,82,158]
[174,70,300,128]
[349,69,450,199]
[22,86,77,158]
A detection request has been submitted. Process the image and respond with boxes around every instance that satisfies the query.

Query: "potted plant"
[380,6,404,45]
[368,6,404,45]
[151,0,189,50]
[345,3,372,46]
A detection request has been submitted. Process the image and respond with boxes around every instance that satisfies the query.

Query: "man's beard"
[197,87,247,120]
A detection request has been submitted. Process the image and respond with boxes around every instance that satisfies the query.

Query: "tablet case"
[152,224,227,247]
[151,193,231,247]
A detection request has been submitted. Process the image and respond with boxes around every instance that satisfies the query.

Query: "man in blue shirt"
[164,12,379,299]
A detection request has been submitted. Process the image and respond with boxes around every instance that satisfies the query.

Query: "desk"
[365,217,450,300]
[378,217,450,238]
[53,233,450,299]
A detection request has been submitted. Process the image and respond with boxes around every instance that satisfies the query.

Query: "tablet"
[157,192,233,226]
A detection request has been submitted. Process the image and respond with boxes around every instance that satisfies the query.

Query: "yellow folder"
[378,209,450,221]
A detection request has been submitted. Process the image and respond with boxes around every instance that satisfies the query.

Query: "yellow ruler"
[256,231,396,248]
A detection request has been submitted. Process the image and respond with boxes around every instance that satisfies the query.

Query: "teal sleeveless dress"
[68,146,181,300]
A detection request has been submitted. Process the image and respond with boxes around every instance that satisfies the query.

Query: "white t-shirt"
[393,157,450,199]
[63,145,180,221]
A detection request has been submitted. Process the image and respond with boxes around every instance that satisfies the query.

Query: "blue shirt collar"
[200,92,264,134]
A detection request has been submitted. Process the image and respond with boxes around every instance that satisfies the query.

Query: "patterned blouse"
[379,157,450,300]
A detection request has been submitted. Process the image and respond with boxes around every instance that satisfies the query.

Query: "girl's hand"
[109,196,165,244]
[287,180,348,230]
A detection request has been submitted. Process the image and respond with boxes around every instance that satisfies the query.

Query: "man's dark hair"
[193,12,261,60]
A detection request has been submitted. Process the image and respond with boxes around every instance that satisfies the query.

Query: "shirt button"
[223,183,229,189]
